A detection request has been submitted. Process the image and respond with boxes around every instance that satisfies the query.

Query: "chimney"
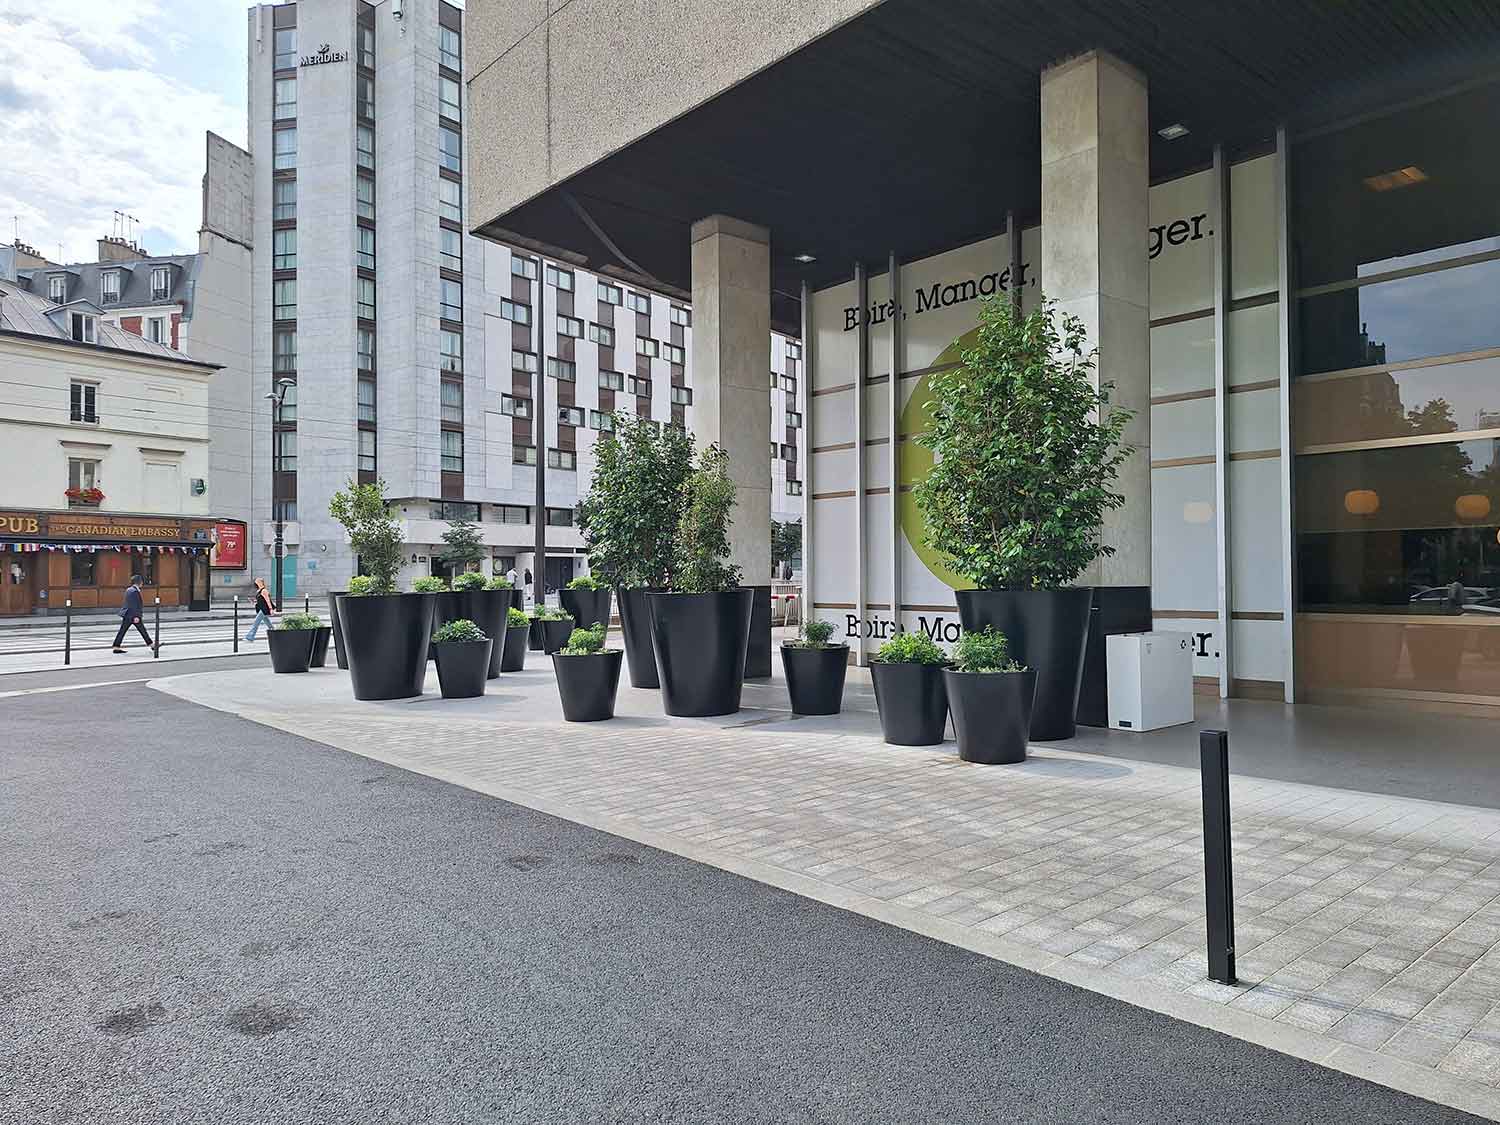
[11,241,51,269]
[97,235,148,262]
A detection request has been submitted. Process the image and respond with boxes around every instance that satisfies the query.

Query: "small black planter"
[528,617,544,651]
[870,661,949,745]
[268,628,315,673]
[780,645,849,715]
[648,589,753,717]
[560,587,612,635]
[327,591,348,669]
[309,625,332,668]
[499,622,528,672]
[456,589,511,678]
[616,587,663,689]
[944,667,1037,764]
[335,593,435,701]
[433,639,493,699]
[538,617,574,654]
[956,588,1094,741]
[552,650,624,721]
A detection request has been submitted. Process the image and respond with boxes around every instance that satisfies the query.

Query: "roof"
[15,252,200,318]
[0,278,218,369]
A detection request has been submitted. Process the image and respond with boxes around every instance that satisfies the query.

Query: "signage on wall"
[210,521,247,570]
[300,43,348,66]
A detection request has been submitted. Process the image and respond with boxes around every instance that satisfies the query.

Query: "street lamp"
[265,376,295,610]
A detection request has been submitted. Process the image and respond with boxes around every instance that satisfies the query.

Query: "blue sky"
[0,0,247,264]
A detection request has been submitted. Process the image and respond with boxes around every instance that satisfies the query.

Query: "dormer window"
[70,312,97,344]
[151,266,171,301]
[47,275,67,304]
[100,271,121,305]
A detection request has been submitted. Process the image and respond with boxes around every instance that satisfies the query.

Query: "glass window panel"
[357,378,377,422]
[358,428,376,472]
[438,178,461,222]
[273,179,296,221]
[441,429,463,472]
[440,26,461,71]
[273,128,297,170]
[441,278,462,322]
[438,75,461,121]
[439,125,461,173]
[357,124,375,169]
[273,28,296,69]
[274,78,296,120]
[1296,357,1500,449]
[441,379,463,423]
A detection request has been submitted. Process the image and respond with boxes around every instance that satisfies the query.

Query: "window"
[546,265,573,291]
[274,429,297,471]
[359,24,375,69]
[431,501,480,522]
[70,552,95,586]
[356,226,375,271]
[47,275,66,303]
[786,480,803,496]
[558,406,584,427]
[68,457,99,493]
[780,374,797,394]
[273,179,296,221]
[671,385,693,405]
[772,371,780,388]
[358,428,375,472]
[439,124,462,173]
[441,328,463,374]
[501,394,532,419]
[786,411,803,428]
[598,370,624,391]
[439,25,461,71]
[70,312,97,343]
[628,292,651,315]
[441,429,463,473]
[662,343,685,364]
[781,443,797,459]
[358,75,375,121]
[438,177,461,223]
[273,329,296,374]
[150,266,170,301]
[273,228,297,270]
[438,75,461,122]
[512,444,536,466]
[357,174,376,220]
[547,449,576,471]
[588,323,614,346]
[494,504,528,524]
[589,410,614,432]
[597,282,622,305]
[100,271,120,304]
[357,327,375,372]
[273,27,295,69]
[273,279,296,320]
[635,336,659,357]
[440,278,462,322]
[547,358,576,382]
[276,381,297,424]
[273,127,297,171]
[147,317,167,344]
[670,305,690,327]
[785,342,802,359]
[441,379,463,424]
[511,256,538,280]
[357,276,375,320]
[500,299,531,325]
[357,377,376,423]
[69,381,98,423]
[558,315,583,338]
[357,124,375,169]
[274,77,296,120]
[440,227,462,272]
[511,350,537,374]
[628,376,652,397]
[546,507,574,527]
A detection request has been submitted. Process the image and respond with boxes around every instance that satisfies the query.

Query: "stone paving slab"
[153,663,1500,1118]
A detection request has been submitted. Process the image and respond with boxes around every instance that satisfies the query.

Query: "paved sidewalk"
[155,662,1500,1118]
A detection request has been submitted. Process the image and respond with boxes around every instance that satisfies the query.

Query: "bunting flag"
[0,542,207,555]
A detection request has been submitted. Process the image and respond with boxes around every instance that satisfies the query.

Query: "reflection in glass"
[1294,356,1500,448]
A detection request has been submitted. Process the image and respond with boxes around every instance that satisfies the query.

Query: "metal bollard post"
[233,595,240,653]
[153,597,161,660]
[304,594,310,616]
[64,598,72,666]
[1200,729,1236,985]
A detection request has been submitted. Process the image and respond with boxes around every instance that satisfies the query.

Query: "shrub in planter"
[943,627,1037,765]
[780,618,849,716]
[431,618,492,699]
[530,606,574,654]
[449,570,510,678]
[914,295,1133,741]
[329,480,434,700]
[560,573,613,638]
[451,571,487,592]
[551,623,625,722]
[870,631,950,746]
[500,606,529,672]
[268,611,321,673]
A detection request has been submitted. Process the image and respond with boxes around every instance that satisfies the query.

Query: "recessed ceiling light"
[793,253,816,263]
[1157,123,1189,140]
[1363,166,1428,192]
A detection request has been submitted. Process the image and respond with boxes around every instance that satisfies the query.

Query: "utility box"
[1106,632,1194,732]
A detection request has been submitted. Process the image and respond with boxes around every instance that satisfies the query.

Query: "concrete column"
[691,215,772,586]
[1040,50,1151,587]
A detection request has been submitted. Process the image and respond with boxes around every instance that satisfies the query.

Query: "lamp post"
[265,376,295,610]
[533,254,547,610]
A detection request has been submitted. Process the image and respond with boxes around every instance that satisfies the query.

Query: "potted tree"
[914,295,1133,741]
[560,573,612,637]
[780,618,848,715]
[329,480,435,701]
[551,623,624,721]
[943,626,1036,764]
[268,611,322,673]
[647,444,752,717]
[500,606,529,671]
[452,570,510,679]
[577,414,696,689]
[870,631,950,746]
[431,618,492,699]
[530,605,575,654]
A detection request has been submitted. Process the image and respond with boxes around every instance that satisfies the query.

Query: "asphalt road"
[0,686,1484,1125]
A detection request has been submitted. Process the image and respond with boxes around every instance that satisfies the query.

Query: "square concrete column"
[691,215,772,586]
[1041,50,1151,587]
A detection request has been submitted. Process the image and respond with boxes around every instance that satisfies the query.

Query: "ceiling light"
[793,253,816,264]
[1157,123,1189,140]
[1363,166,1428,192]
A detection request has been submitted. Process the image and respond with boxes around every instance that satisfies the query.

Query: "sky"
[0,0,247,264]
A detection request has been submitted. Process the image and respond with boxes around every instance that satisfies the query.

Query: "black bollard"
[1200,728,1236,985]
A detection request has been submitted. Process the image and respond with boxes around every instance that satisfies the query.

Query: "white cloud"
[0,0,244,263]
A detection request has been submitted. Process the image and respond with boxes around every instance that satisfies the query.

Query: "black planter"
[944,667,1037,764]
[560,587,613,635]
[746,585,772,678]
[539,617,574,654]
[508,588,525,613]
[428,590,465,660]
[616,587,663,689]
[499,622,529,672]
[528,617,544,651]
[956,588,1094,741]
[780,645,849,715]
[433,639,492,699]
[648,589,753,717]
[309,625,332,668]
[552,650,624,721]
[327,591,348,669]
[870,661,950,745]
[268,628,314,673]
[335,593,435,701]
[455,589,511,678]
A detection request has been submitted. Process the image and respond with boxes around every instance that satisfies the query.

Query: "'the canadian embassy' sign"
[301,43,348,67]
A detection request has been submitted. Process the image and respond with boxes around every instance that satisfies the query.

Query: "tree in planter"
[674,443,742,594]
[440,516,486,577]
[329,479,404,594]
[771,518,802,578]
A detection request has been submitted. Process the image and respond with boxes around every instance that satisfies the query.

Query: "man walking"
[112,575,155,654]
[243,578,275,642]
[506,565,518,588]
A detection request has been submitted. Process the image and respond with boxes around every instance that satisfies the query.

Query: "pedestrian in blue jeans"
[244,577,275,641]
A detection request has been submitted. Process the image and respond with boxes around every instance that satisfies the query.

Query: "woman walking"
[243,578,276,642]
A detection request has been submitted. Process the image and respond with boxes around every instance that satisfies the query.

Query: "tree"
[771,519,802,574]
[577,414,696,588]
[913,294,1134,589]
[328,479,404,594]
[674,444,742,593]
[441,516,486,573]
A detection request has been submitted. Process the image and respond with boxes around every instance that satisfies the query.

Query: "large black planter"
[335,593,435,701]
[870,661,949,745]
[508,588,525,613]
[552,650,624,721]
[560,587,612,635]
[428,590,464,660]
[539,617,574,654]
[944,667,1037,764]
[455,589,511,678]
[528,617,544,651]
[780,645,849,715]
[648,589,753,717]
[956,588,1094,741]
[327,591,348,669]
[616,587,662,689]
[499,623,528,672]
[309,625,332,668]
[268,628,314,673]
[433,639,492,699]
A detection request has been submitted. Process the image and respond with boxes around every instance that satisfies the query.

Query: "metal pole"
[1200,729,1236,984]
[1212,144,1233,700]
[533,254,547,610]
[64,598,71,666]
[853,261,867,665]
[153,596,161,660]
[273,502,285,612]
[304,594,309,616]
[233,595,239,653]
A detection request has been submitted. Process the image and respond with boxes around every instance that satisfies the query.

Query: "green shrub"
[451,571,487,591]
[329,480,403,595]
[566,574,608,591]
[674,443,742,594]
[433,618,487,643]
[952,626,1023,673]
[411,576,448,593]
[346,575,376,597]
[485,575,513,591]
[440,516,486,573]
[507,607,529,627]
[559,623,607,655]
[786,618,840,649]
[276,612,322,631]
[530,606,571,622]
[874,630,947,666]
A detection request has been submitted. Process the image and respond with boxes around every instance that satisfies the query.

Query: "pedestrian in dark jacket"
[112,575,155,653]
